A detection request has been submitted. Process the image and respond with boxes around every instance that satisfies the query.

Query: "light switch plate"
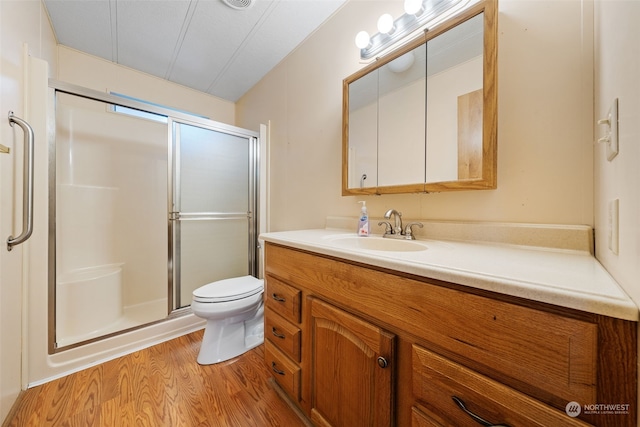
[607,98,619,161]
[597,99,619,161]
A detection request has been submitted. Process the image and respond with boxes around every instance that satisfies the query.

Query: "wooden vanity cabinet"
[309,297,395,427]
[264,273,395,426]
[264,243,637,427]
[264,276,302,401]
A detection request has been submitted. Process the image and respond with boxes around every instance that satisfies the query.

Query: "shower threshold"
[56,298,168,348]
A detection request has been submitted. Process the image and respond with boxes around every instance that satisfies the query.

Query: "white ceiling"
[43,0,347,102]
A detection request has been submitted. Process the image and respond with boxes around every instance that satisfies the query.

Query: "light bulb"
[355,31,371,49]
[377,14,395,35]
[404,0,423,15]
[388,51,415,73]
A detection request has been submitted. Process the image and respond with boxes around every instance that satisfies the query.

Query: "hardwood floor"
[4,331,306,426]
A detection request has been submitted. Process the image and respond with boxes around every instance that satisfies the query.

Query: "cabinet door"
[310,298,395,427]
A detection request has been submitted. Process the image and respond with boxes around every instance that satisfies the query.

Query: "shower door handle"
[7,112,35,251]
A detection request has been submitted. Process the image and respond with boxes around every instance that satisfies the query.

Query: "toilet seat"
[192,275,263,303]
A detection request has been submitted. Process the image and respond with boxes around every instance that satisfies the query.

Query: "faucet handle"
[404,222,423,240]
[378,221,393,235]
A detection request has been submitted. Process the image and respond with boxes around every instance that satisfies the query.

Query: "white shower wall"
[56,184,119,273]
[55,94,168,342]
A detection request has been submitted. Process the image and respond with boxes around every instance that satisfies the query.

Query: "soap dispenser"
[357,201,370,236]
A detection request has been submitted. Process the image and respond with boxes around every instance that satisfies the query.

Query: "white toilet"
[191,275,265,365]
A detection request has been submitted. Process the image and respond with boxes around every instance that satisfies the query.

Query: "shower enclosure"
[49,82,258,350]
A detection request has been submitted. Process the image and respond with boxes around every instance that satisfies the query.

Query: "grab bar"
[7,111,34,251]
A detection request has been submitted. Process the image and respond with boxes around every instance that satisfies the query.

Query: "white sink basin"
[328,236,428,252]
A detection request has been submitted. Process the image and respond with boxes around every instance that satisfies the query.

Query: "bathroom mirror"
[342,0,497,195]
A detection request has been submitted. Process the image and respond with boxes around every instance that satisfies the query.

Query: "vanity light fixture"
[355,0,470,60]
[377,14,396,35]
[355,31,373,49]
[404,0,425,16]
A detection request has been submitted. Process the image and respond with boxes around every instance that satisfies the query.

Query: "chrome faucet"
[384,209,403,235]
[379,209,423,240]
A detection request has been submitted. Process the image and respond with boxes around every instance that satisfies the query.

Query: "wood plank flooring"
[4,331,306,426]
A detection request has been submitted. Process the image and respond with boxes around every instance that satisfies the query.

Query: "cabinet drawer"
[265,307,301,362]
[265,340,301,401]
[412,345,591,427]
[265,276,301,324]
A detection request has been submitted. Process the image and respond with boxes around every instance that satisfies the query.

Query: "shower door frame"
[47,80,260,353]
[169,118,260,311]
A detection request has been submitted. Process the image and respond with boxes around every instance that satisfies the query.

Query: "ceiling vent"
[221,0,255,10]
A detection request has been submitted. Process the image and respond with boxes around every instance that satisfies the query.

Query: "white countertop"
[260,228,639,321]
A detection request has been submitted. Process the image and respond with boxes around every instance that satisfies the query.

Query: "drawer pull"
[271,293,286,302]
[271,361,286,376]
[452,396,510,427]
[271,327,286,339]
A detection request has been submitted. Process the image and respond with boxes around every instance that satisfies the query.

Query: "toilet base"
[196,306,264,365]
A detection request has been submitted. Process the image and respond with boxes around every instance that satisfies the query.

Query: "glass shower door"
[171,121,257,310]
[53,91,169,348]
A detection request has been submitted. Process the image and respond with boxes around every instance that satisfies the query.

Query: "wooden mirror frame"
[342,0,497,195]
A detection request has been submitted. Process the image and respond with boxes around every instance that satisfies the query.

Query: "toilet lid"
[192,275,264,303]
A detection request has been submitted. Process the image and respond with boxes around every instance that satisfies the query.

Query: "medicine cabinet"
[342,0,497,195]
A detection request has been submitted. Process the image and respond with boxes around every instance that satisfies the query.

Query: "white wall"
[0,0,57,420]
[593,0,640,410]
[237,0,594,231]
[56,46,236,126]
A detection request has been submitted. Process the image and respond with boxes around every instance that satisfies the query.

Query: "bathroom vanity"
[261,226,637,427]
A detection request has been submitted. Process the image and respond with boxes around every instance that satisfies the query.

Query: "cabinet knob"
[377,356,388,368]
